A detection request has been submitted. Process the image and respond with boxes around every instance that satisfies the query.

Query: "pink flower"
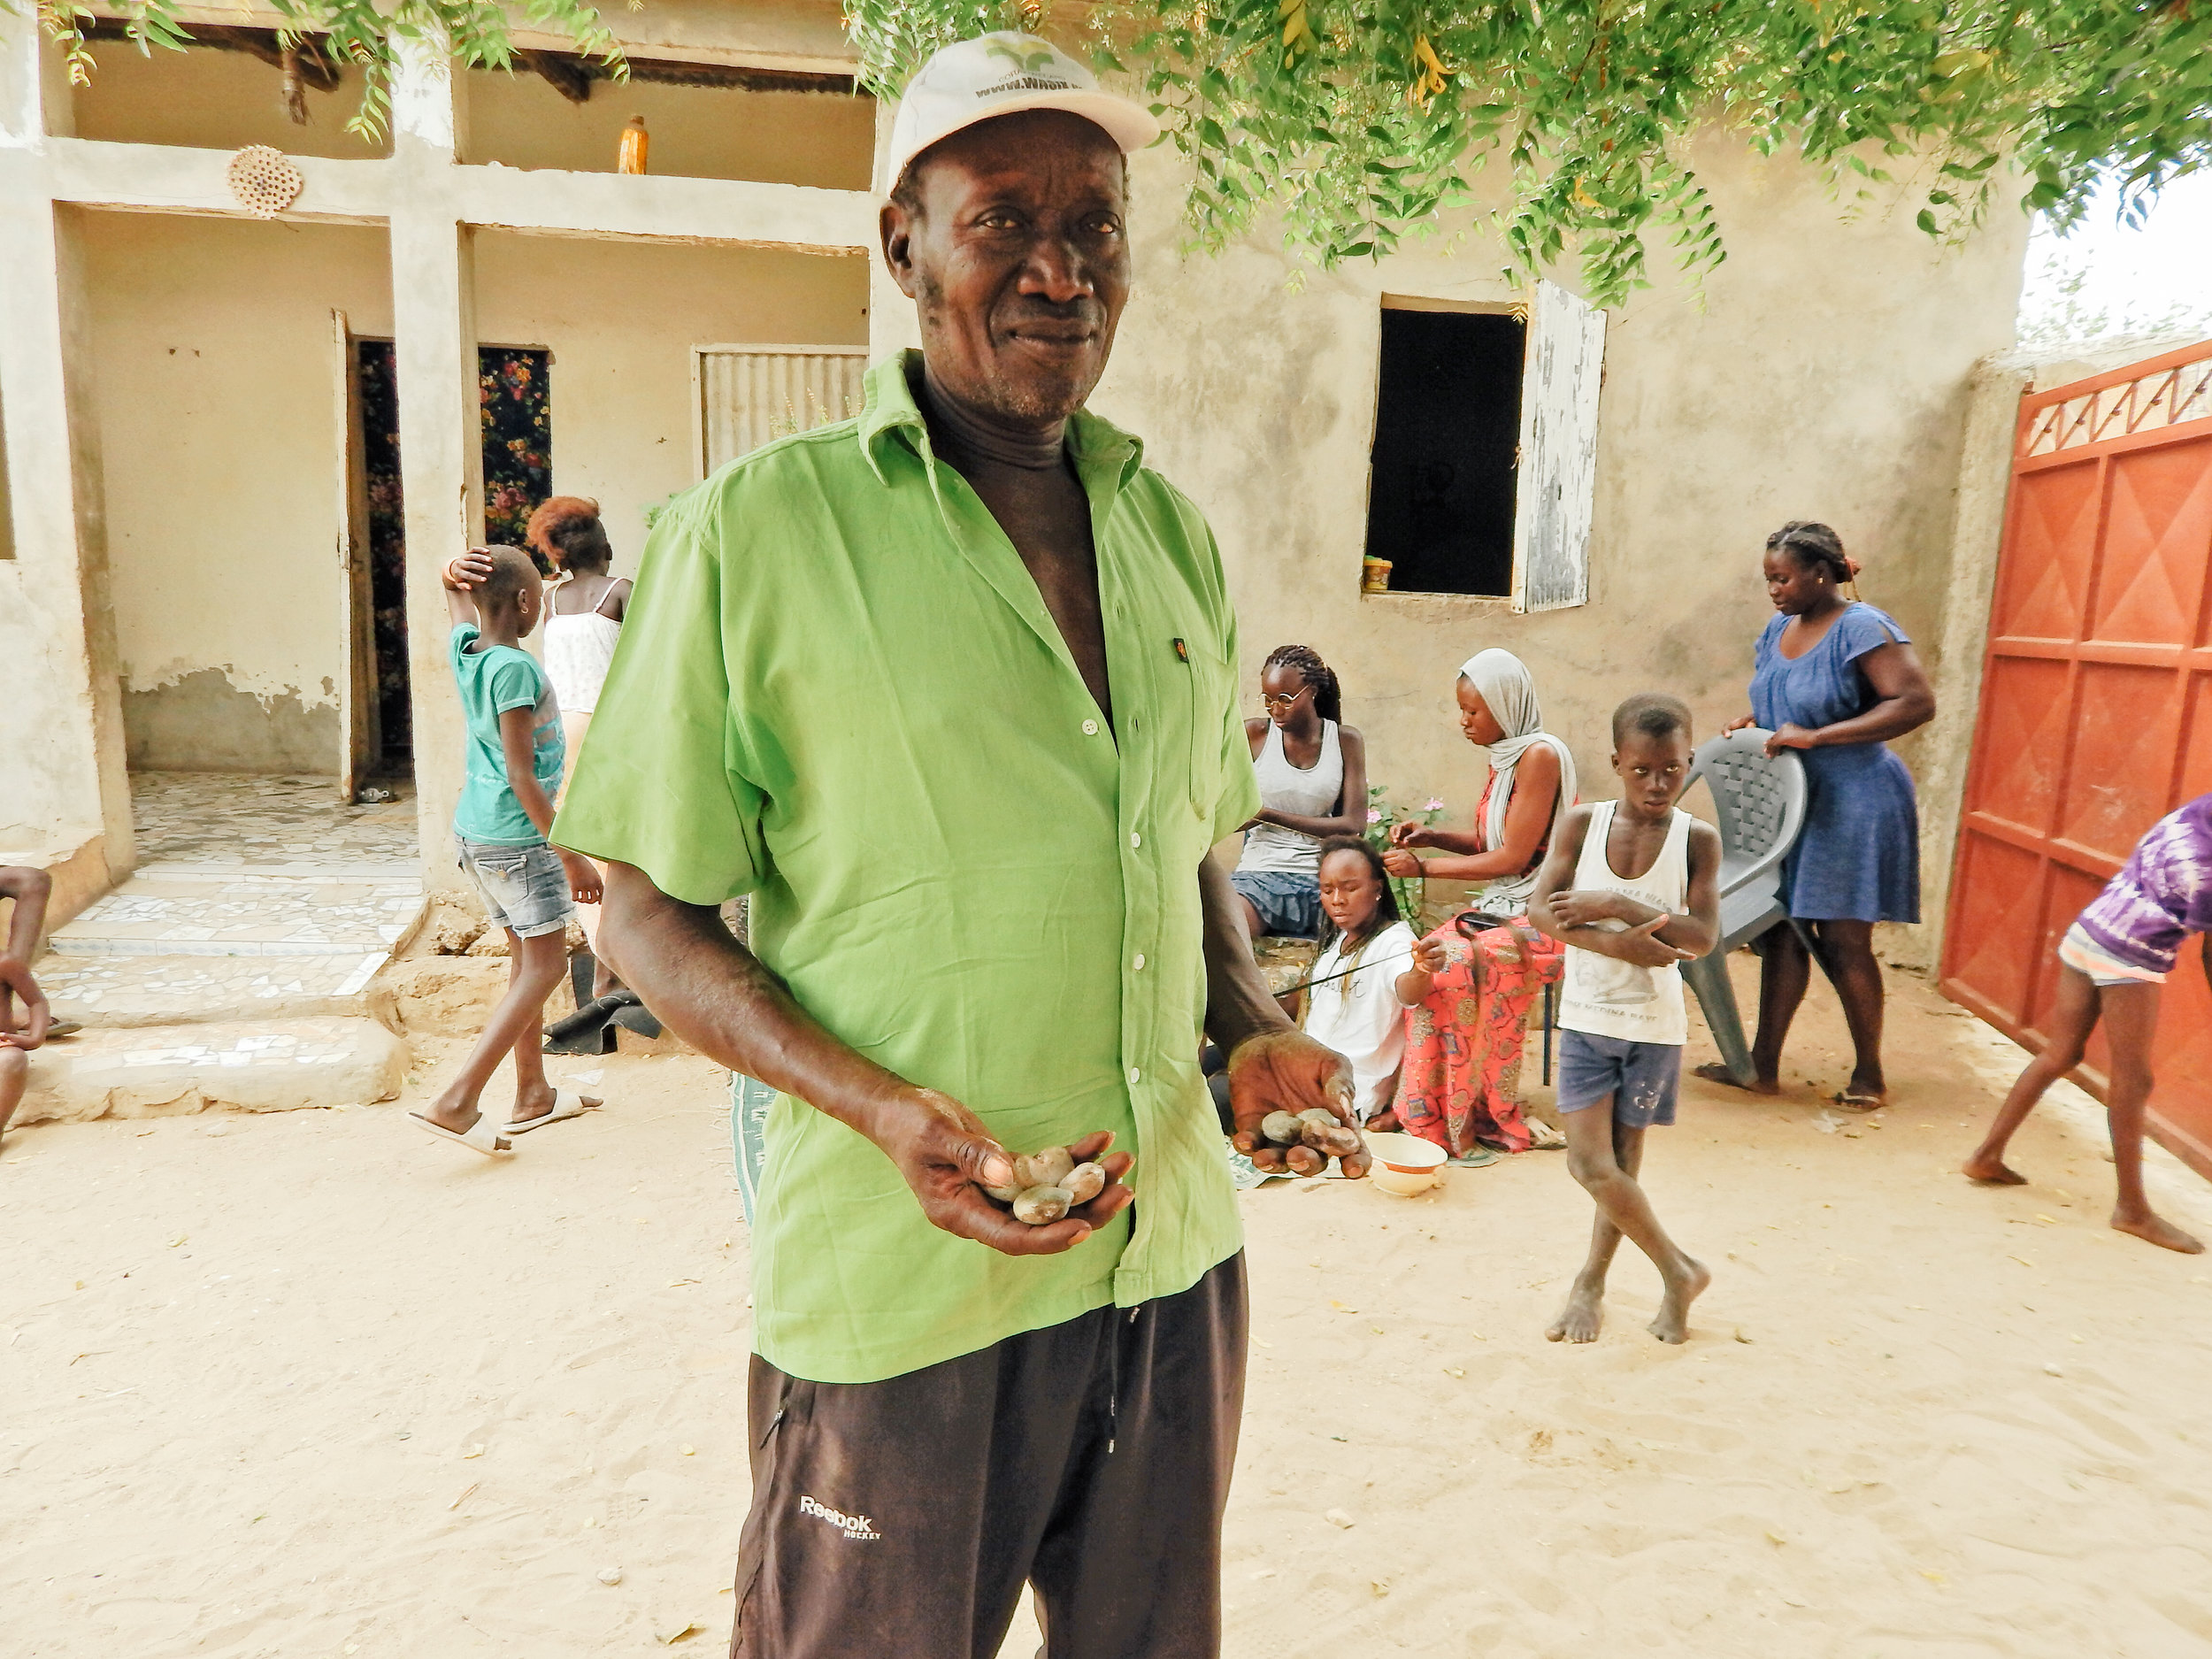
[1425,798,1445,811]
[1366,808,1383,824]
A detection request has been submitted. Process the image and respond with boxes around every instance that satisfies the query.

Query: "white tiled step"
[14,1016,407,1126]
[38,952,390,1029]
[46,871,424,958]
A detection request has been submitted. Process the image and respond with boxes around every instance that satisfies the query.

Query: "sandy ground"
[8,962,2212,1658]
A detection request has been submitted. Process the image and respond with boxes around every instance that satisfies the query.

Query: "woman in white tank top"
[527,496,631,995]
[1230,646,1368,941]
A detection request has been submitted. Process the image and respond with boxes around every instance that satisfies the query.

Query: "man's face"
[882,110,1131,426]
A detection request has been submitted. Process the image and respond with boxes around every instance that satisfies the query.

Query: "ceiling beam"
[518,49,592,104]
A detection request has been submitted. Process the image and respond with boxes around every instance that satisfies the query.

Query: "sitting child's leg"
[0,1044,27,1145]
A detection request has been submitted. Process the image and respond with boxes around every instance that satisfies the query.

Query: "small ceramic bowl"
[1362,1131,1447,1196]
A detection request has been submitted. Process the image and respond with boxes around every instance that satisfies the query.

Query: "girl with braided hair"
[1229,644,1370,941]
[1704,521,1934,1108]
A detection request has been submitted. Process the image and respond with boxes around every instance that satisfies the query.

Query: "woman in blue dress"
[1698,522,1934,1108]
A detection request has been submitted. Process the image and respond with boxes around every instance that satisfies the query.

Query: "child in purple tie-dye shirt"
[1963,795,2212,1253]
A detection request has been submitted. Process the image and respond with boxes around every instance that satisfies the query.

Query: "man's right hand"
[868,1087,1133,1256]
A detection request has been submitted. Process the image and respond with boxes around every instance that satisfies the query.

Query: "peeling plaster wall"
[472,230,870,563]
[80,211,393,774]
[1073,133,2030,925]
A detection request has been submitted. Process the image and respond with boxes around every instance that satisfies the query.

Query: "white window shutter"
[1510,280,1606,612]
[693,346,869,477]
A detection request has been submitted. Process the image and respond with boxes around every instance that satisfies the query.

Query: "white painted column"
[0,15,133,892]
[388,33,481,884]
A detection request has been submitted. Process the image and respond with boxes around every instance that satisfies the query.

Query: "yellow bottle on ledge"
[618,115,649,175]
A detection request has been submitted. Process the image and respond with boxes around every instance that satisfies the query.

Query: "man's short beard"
[915,270,1098,426]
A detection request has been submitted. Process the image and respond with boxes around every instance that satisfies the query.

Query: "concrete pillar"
[1895,357,2028,975]
[0,15,132,895]
[388,34,481,886]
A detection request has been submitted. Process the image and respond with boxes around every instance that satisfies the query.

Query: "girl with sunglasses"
[1229,645,1369,941]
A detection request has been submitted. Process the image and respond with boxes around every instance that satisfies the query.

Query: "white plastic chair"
[1680,729,1808,1087]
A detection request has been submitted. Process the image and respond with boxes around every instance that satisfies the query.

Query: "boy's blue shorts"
[1556,1029,1681,1127]
[457,837,573,939]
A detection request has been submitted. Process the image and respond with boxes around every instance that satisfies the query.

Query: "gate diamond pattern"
[1941,340,2212,1183]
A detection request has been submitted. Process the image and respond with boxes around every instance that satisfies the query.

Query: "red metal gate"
[1940,339,2212,1182]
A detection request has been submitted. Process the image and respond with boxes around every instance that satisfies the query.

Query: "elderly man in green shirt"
[556,32,1363,1659]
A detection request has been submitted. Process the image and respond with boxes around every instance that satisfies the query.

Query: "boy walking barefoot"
[411,547,603,1156]
[1963,794,2209,1253]
[1527,695,1722,1344]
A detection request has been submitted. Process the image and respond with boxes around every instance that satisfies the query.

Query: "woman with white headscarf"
[1379,649,1578,1160]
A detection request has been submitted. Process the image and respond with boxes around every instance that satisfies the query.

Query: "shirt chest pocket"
[1173,634,1233,817]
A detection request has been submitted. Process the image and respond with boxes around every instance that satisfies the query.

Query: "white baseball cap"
[879,32,1160,196]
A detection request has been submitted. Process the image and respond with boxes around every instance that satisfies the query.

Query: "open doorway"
[353,336,410,784]
[339,340,555,794]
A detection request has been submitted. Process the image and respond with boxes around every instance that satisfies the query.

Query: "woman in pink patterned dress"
[1381,649,1576,1161]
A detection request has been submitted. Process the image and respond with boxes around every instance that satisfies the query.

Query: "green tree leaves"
[849,0,2212,306]
[21,0,2208,306]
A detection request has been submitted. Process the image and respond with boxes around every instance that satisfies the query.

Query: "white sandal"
[410,1110,516,1157]
[507,1089,597,1135]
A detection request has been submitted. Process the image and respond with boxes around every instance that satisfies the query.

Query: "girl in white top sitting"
[527,496,631,996]
[1303,837,1430,1126]
[1232,645,1369,941]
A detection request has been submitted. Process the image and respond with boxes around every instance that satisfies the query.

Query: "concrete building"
[3,2,2031,987]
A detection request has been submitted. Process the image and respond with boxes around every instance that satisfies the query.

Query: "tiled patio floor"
[39,773,426,1029]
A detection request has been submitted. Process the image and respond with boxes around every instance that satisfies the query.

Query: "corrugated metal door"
[695,346,868,476]
[1940,339,2212,1180]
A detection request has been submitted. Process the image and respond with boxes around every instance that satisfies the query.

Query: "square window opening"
[1363,307,1525,598]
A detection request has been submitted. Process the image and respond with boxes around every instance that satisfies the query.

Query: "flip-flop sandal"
[43,1019,83,1040]
[1831,1091,1886,1114]
[1526,1122,1568,1151]
[1446,1146,1501,1168]
[410,1110,515,1157]
[507,1088,597,1134]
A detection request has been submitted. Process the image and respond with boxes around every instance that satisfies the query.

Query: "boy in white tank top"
[1527,695,1723,1346]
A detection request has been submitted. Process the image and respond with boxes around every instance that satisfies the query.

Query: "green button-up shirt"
[555,352,1260,1386]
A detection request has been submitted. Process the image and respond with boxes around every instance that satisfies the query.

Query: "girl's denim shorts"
[457,837,573,939]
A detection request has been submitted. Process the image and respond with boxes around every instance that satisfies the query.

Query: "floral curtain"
[350,342,555,772]
[357,341,410,764]
[480,347,552,558]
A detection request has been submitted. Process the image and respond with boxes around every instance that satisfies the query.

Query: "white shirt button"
[1130,832,1142,849]
[1128,1067,1141,1086]
[1133,953,1146,972]
[1082,719,1100,736]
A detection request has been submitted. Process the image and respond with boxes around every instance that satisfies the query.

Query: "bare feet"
[2112,1208,2205,1253]
[1962,1152,2029,1186]
[1692,1062,1779,1096]
[1545,1279,1604,1344]
[1647,1256,1710,1345]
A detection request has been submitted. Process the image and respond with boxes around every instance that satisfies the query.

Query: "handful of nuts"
[1256,1107,1363,1175]
[981,1143,1110,1225]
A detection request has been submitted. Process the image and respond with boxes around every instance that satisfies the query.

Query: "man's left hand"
[1226,1029,1369,1179]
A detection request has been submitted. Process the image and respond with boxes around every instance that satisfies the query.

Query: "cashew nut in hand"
[1011,1186,1073,1225]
